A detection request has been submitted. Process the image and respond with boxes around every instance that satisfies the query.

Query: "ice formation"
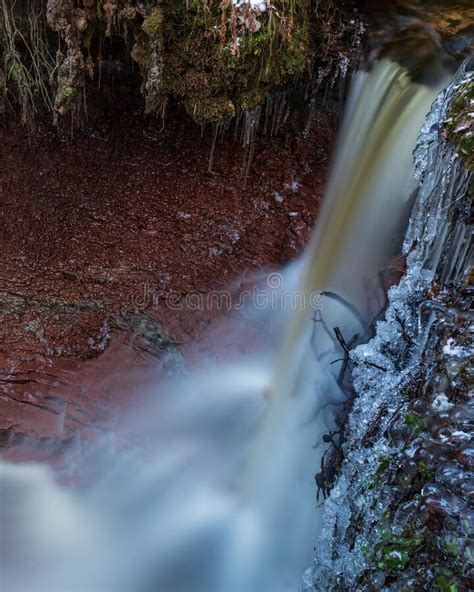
[232,0,268,12]
[304,63,473,591]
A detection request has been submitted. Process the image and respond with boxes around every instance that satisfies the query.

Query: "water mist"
[0,60,441,592]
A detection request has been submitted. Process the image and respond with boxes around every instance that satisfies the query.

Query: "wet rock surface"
[0,102,336,455]
[365,0,473,78]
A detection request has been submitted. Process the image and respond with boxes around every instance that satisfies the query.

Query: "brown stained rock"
[0,102,336,450]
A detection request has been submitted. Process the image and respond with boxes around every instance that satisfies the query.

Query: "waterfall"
[0,61,446,592]
[228,60,442,592]
[303,62,473,591]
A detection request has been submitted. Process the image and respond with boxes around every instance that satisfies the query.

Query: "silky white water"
[0,61,441,592]
[304,62,473,590]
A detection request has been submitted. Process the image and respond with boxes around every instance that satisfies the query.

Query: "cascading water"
[226,60,443,592]
[303,61,473,592]
[0,61,442,592]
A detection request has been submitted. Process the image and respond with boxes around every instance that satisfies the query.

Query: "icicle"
[453,236,472,284]
[208,124,220,173]
[440,223,467,285]
[273,93,286,136]
[271,92,287,136]
[263,93,274,135]
[262,92,288,138]
[241,106,261,183]
[159,100,167,132]
[233,105,245,142]
[304,65,331,135]
[220,117,232,142]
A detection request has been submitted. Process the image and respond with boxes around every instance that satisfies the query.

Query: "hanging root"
[0,0,55,125]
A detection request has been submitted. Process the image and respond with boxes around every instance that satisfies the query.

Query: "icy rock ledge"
[304,64,473,592]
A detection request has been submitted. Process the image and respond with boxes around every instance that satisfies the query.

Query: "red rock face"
[0,103,337,467]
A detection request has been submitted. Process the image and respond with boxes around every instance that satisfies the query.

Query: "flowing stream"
[0,60,444,591]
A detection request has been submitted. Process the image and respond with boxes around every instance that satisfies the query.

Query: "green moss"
[184,94,235,125]
[280,21,310,77]
[143,8,164,40]
[239,87,269,112]
[54,84,78,115]
[237,8,310,92]
[445,79,474,174]
[418,460,434,483]
[381,547,410,572]
[376,456,391,474]
[375,532,425,574]
[154,0,311,123]
[62,86,76,99]
[404,413,425,438]
[2,0,319,125]
[444,535,462,557]
[435,568,458,592]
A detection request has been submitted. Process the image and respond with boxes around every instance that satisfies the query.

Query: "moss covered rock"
[2,0,359,127]
[444,79,474,173]
[152,0,312,124]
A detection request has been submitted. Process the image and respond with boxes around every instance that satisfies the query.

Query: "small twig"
[333,326,360,393]
[364,361,388,372]
[394,312,414,346]
[334,326,350,353]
